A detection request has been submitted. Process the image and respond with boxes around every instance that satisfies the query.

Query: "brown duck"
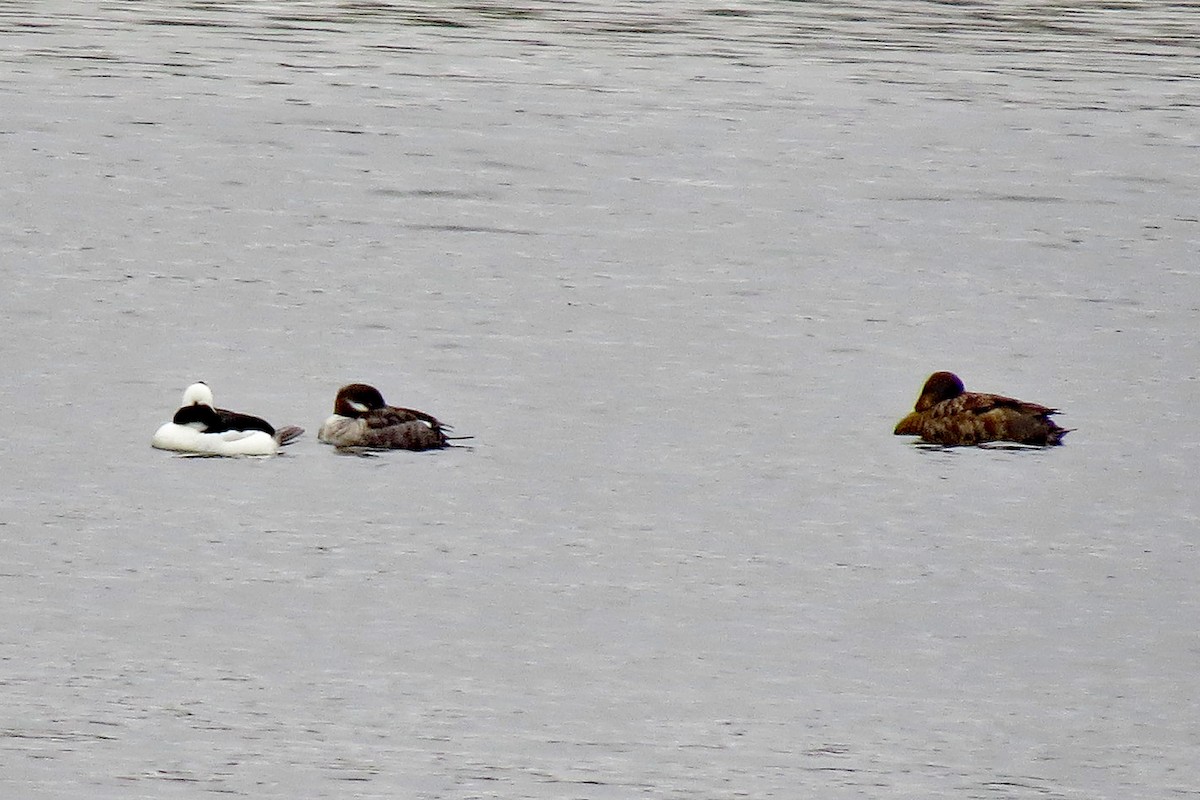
[318,383,467,451]
[894,371,1068,446]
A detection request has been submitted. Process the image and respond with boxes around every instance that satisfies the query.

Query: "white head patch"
[182,382,215,407]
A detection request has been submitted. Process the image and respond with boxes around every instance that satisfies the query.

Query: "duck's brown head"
[333,383,387,417]
[915,371,965,411]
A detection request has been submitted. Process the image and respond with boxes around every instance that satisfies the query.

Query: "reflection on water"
[3,1,1197,79]
[0,0,1193,129]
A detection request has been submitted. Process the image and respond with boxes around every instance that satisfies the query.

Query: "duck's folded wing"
[971,393,1057,417]
[367,406,446,431]
[933,392,1056,418]
[214,407,276,435]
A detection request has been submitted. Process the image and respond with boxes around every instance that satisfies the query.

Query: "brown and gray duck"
[318,382,465,451]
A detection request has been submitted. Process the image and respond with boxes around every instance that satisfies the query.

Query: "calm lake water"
[2,2,1198,798]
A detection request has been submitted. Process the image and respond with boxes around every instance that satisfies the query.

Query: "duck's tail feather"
[1048,427,1073,445]
[274,426,305,446]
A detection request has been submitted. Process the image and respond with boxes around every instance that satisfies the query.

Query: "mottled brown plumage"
[894,371,1068,446]
[318,382,460,451]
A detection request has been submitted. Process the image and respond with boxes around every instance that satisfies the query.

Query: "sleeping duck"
[152,382,304,456]
[317,383,464,451]
[894,371,1069,446]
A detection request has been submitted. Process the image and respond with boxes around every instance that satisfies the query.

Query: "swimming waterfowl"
[894,371,1069,446]
[317,383,462,451]
[152,382,304,456]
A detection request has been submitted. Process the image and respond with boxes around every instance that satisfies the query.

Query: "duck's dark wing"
[212,407,276,435]
[366,405,448,432]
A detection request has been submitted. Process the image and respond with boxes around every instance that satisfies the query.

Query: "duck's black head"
[173,402,223,430]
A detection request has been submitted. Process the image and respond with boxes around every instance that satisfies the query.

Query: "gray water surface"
[2,3,1199,798]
